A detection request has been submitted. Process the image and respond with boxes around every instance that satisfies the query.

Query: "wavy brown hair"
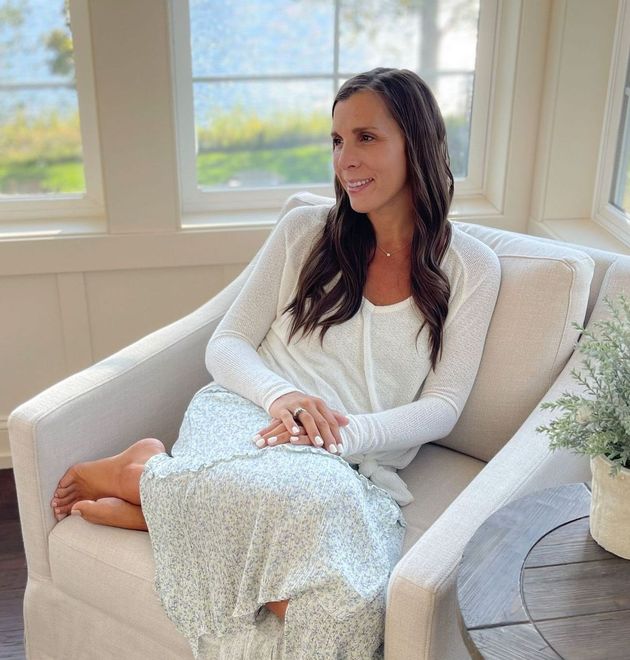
[283,67,454,372]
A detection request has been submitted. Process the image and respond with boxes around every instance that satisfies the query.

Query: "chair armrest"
[385,353,591,659]
[384,258,630,660]
[8,273,248,579]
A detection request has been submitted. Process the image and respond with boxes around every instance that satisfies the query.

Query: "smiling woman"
[50,67,501,659]
[332,91,414,261]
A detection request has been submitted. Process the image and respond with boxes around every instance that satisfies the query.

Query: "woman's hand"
[253,391,349,454]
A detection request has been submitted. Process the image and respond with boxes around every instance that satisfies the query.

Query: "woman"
[50,68,501,658]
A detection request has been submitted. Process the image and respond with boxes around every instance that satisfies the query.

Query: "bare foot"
[71,497,148,531]
[51,438,165,521]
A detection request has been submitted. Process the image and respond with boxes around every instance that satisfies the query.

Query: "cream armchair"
[9,191,630,659]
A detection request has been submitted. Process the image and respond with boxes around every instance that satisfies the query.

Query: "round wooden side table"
[456,483,630,659]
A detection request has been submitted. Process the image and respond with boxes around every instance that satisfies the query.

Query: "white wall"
[0,0,628,467]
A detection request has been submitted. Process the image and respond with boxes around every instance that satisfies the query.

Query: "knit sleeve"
[205,207,309,414]
[337,249,501,458]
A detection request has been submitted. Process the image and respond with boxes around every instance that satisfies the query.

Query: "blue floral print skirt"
[139,381,407,659]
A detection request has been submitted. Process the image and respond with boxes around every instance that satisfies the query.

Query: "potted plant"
[536,292,630,559]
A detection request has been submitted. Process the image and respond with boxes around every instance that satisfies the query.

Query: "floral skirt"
[139,382,407,659]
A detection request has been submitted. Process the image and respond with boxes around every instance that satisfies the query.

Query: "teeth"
[348,178,373,188]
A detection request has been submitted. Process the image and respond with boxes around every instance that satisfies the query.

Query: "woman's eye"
[361,134,374,142]
[332,137,341,147]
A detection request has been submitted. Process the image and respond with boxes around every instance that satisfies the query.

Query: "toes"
[55,499,79,517]
[52,486,75,505]
[53,492,78,507]
[71,500,95,520]
[58,468,78,489]
[55,483,76,496]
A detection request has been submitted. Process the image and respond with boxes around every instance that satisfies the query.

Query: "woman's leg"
[265,600,289,620]
[71,497,149,530]
[50,437,166,521]
[51,436,291,620]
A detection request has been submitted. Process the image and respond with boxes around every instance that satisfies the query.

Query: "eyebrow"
[330,126,379,137]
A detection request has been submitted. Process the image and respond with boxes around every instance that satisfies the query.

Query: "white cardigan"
[205,204,501,505]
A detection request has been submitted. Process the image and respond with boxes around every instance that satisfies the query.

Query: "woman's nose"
[336,143,360,170]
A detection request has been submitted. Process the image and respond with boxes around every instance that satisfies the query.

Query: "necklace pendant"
[386,252,391,257]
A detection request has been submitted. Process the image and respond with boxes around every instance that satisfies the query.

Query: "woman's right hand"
[260,391,349,453]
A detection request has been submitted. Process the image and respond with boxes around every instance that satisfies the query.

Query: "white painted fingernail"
[292,426,299,434]
[252,434,262,444]
[314,436,324,446]
[268,436,277,445]
[329,444,337,453]
[255,438,266,447]
[290,436,298,443]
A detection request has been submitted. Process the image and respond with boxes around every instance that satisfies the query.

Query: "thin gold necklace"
[376,242,411,257]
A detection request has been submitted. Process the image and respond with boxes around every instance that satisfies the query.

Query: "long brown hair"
[283,67,454,372]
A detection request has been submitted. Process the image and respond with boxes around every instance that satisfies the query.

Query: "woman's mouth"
[346,177,374,194]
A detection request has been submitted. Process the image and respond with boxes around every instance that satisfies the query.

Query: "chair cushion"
[439,222,595,460]
[397,443,485,556]
[48,518,189,652]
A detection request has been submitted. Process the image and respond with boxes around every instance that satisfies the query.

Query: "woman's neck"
[368,210,414,249]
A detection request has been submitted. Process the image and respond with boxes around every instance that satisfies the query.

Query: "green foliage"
[44,28,74,76]
[536,293,630,475]
[0,104,468,191]
[43,0,74,76]
[0,108,82,165]
[0,109,83,193]
[197,143,330,187]
[197,107,331,152]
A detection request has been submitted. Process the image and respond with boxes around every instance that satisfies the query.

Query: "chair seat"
[48,442,485,645]
[49,518,190,654]
[398,444,486,556]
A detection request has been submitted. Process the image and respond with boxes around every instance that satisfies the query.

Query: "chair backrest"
[276,192,630,461]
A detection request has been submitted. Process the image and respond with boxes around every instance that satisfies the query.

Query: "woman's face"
[331,89,411,221]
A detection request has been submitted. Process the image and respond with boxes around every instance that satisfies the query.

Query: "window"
[172,0,496,218]
[611,54,630,217]
[593,0,630,247]
[0,0,102,221]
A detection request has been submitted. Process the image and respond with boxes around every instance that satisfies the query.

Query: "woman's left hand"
[253,413,348,450]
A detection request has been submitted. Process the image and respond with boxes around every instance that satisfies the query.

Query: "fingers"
[252,421,299,448]
[292,408,340,454]
[252,419,341,454]
[318,404,345,447]
[256,418,281,438]
[254,400,348,454]
[280,410,301,437]
[333,410,350,425]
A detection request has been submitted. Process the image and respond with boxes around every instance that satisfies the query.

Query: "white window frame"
[170,0,499,221]
[593,0,630,246]
[0,0,104,225]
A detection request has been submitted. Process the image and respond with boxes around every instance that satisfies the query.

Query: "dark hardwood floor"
[0,469,27,660]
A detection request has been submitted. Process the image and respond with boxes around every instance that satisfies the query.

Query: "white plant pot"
[590,454,630,560]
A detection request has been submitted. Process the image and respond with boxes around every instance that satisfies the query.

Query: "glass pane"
[0,0,85,196]
[195,80,334,189]
[611,54,630,215]
[438,73,474,179]
[340,0,480,179]
[189,0,480,188]
[190,0,334,77]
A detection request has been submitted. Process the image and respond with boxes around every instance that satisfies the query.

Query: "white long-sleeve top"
[205,204,501,505]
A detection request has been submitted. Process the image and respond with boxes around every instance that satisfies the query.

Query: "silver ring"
[292,407,306,417]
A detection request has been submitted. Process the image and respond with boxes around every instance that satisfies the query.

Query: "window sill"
[180,208,281,231]
[529,218,630,255]
[0,216,107,241]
